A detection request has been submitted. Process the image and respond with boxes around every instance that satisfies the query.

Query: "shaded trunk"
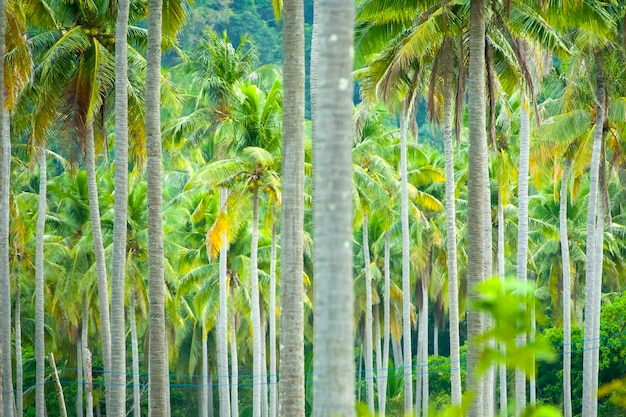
[560,159,572,417]
[85,122,111,397]
[581,53,605,417]
[77,332,83,417]
[497,190,507,417]
[201,329,208,417]
[312,0,355,415]
[251,188,262,417]
[35,147,47,417]
[110,0,131,415]
[467,0,488,415]
[15,286,23,417]
[377,231,391,417]
[280,0,306,415]
[268,224,278,417]
[421,280,429,417]
[374,306,382,415]
[130,294,141,417]
[230,309,239,417]
[49,353,68,417]
[146,0,168,413]
[392,337,403,370]
[83,293,94,417]
[217,188,231,417]
[363,214,375,413]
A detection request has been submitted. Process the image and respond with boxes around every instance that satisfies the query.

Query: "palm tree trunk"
[201,328,208,417]
[312,0,355,414]
[251,188,263,417]
[374,306,382,414]
[35,146,47,417]
[268,224,277,417]
[83,293,94,417]
[515,102,531,416]
[77,332,84,417]
[529,295,536,406]
[484,163,494,417]
[467,1,488,415]
[85,122,112,396]
[280,0,306,415]
[442,43,462,405]
[49,353,68,417]
[261,316,268,417]
[130,294,141,417]
[218,188,231,417]
[392,337,403,370]
[497,189,507,417]
[378,231,391,417]
[110,1,130,415]
[581,53,605,417]
[421,279,429,417]
[399,106,414,415]
[590,194,604,417]
[208,373,214,417]
[560,159,572,417]
[230,309,239,417]
[363,214,375,414]
[15,286,23,417]
[415,317,422,417]
[146,0,168,413]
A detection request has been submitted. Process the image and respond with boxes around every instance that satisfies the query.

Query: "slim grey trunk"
[201,330,208,417]
[35,147,47,417]
[399,108,413,414]
[590,196,604,417]
[497,191,507,417]
[582,54,605,417]
[377,231,391,417]
[49,353,68,417]
[251,189,262,417]
[130,294,141,417]
[15,287,23,417]
[146,0,169,413]
[218,188,231,417]
[85,122,112,397]
[362,214,375,413]
[110,0,130,414]
[484,158,494,417]
[467,0,488,415]
[415,316,423,417]
[374,307,382,415]
[529,298,536,406]
[392,337,403,370]
[83,294,94,417]
[515,103,530,416]
[560,159,572,417]
[312,0,355,414]
[230,308,239,417]
[77,333,83,417]
[421,280,429,417]
[280,0,306,415]
[261,317,268,417]
[268,225,277,417]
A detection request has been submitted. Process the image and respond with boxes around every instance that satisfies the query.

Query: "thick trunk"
[560,159,572,417]
[110,0,130,415]
[146,0,168,413]
[130,294,141,417]
[268,224,278,417]
[230,309,239,417]
[581,54,605,417]
[85,122,112,395]
[442,52,462,406]
[35,147,47,417]
[312,0,355,414]
[280,0,305,415]
[218,188,231,417]
[363,214,375,413]
[49,353,68,417]
[497,191,507,417]
[515,103,531,416]
[251,188,262,417]
[399,108,413,415]
[467,1,487,415]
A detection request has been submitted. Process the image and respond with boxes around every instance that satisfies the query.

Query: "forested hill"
[178,0,315,65]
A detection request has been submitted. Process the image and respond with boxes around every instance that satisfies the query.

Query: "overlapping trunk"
[217,188,231,417]
[560,159,572,417]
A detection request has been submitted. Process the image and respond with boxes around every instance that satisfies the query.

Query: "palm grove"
[2,0,626,417]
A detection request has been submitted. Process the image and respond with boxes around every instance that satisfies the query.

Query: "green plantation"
[3,1,626,417]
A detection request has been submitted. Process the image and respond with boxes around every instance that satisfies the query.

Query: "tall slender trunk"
[363,214,375,413]
[392,337,403,369]
[35,147,47,417]
[49,353,68,417]
[110,0,131,415]
[442,43,462,405]
[312,0,355,414]
[201,328,208,417]
[581,53,605,417]
[374,306,382,415]
[261,316,268,417]
[377,231,391,417]
[497,190,507,417]
[420,279,429,417]
[590,195,604,417]
[529,294,536,406]
[515,102,531,416]
[560,159,572,417]
[415,316,422,417]
[217,188,231,417]
[230,309,239,417]
[268,224,277,417]
[484,160,494,417]
[399,107,413,415]
[467,1,487,415]
[85,122,112,397]
[77,332,84,417]
[15,286,23,417]
[83,293,94,417]
[251,188,262,417]
[208,372,214,417]
[280,0,305,415]
[130,294,141,417]
[146,0,168,413]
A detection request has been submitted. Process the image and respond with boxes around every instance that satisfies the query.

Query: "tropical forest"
[2,1,626,417]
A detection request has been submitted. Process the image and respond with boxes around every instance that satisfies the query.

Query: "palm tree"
[109,0,131,415]
[35,146,47,417]
[280,0,306,415]
[467,1,488,417]
[312,0,355,416]
[146,0,169,415]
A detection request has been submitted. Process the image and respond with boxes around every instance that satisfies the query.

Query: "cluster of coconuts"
[82,26,116,50]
